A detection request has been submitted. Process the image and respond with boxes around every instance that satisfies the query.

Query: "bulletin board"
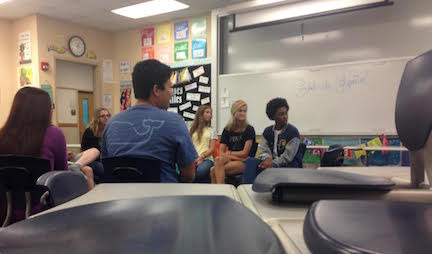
[56,88,78,126]
[169,64,211,121]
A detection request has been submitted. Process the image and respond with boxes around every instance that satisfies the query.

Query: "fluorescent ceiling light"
[234,0,392,31]
[0,0,11,4]
[111,0,189,19]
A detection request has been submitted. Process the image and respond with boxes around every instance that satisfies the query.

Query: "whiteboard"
[217,58,411,135]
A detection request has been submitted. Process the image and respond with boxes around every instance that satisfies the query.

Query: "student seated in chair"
[101,60,197,183]
[190,105,217,183]
[0,87,95,220]
[242,98,301,184]
[210,100,257,184]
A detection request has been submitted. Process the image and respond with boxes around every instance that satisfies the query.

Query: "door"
[78,91,94,142]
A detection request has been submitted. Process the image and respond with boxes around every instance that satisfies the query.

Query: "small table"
[237,184,310,254]
[35,183,241,216]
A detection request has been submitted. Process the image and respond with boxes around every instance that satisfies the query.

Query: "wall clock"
[68,36,86,57]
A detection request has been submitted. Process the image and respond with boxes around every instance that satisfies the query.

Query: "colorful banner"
[157,23,171,44]
[174,42,188,61]
[142,47,155,60]
[191,17,207,38]
[141,28,155,47]
[301,137,322,165]
[191,39,207,59]
[360,137,401,166]
[174,21,188,41]
[158,45,171,64]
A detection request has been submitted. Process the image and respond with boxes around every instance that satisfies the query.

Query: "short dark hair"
[266,98,289,120]
[132,59,172,100]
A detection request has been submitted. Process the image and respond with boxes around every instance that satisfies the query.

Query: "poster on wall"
[18,65,34,87]
[191,17,207,38]
[174,21,189,41]
[120,81,132,112]
[169,64,211,122]
[174,42,188,61]
[157,23,171,44]
[104,94,113,108]
[19,31,31,64]
[142,47,155,60]
[41,83,54,107]
[103,59,114,82]
[56,88,78,125]
[158,45,171,64]
[141,28,154,47]
[119,61,131,74]
[191,39,207,59]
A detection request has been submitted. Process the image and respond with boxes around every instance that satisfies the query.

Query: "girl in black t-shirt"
[210,100,256,184]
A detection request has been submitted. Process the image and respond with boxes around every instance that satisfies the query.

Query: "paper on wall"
[192,105,199,111]
[179,101,192,111]
[185,82,197,91]
[198,86,210,93]
[201,97,210,105]
[192,66,205,78]
[103,94,112,108]
[183,111,195,120]
[168,107,178,113]
[221,99,230,108]
[186,93,201,101]
[199,76,209,84]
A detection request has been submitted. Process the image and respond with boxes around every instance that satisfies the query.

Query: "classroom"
[1,0,432,253]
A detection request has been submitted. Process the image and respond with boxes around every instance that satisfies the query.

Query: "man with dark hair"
[242,97,301,184]
[101,60,197,182]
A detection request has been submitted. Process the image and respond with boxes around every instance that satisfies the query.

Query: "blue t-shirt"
[101,104,198,182]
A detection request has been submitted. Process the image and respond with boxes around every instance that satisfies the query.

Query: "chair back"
[0,155,51,226]
[102,156,161,183]
[395,50,432,187]
[320,144,344,167]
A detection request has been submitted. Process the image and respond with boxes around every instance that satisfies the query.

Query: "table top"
[35,183,240,216]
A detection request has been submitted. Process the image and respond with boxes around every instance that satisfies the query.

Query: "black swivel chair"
[102,156,161,183]
[0,155,88,227]
[320,144,344,167]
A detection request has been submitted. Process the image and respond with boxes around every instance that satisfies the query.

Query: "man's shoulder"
[285,123,300,136]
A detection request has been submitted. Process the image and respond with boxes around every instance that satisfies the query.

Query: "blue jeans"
[195,159,214,183]
[242,158,263,184]
[89,160,104,183]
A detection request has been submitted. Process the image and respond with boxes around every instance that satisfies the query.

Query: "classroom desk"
[35,183,240,217]
[237,184,310,254]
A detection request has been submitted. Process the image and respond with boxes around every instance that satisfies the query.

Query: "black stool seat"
[0,196,285,254]
[304,200,432,254]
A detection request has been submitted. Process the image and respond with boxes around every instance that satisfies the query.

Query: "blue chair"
[102,156,161,183]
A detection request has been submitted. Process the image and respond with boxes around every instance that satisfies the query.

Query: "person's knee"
[214,156,225,165]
